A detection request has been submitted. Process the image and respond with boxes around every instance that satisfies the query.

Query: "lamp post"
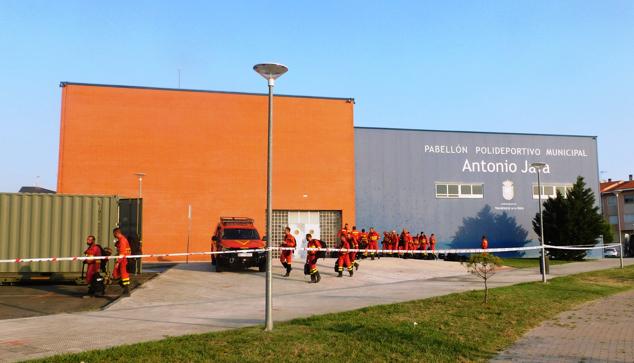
[614,191,624,268]
[134,172,145,275]
[531,162,547,283]
[253,62,288,332]
[134,173,145,199]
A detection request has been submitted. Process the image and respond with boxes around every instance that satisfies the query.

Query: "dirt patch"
[0,264,174,320]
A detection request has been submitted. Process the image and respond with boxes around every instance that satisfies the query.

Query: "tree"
[532,176,613,260]
[451,205,531,257]
[464,253,502,303]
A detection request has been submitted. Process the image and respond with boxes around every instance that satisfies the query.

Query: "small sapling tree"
[464,253,502,303]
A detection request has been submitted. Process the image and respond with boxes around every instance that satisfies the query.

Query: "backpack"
[97,244,112,273]
[315,240,327,260]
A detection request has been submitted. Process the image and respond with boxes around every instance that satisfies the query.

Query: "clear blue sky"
[1,1,632,192]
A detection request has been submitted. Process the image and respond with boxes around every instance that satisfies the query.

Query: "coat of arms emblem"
[502,180,514,201]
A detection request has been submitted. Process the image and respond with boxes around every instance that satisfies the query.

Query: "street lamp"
[531,162,547,283]
[134,172,145,275]
[254,62,288,332]
[614,191,624,268]
[134,172,145,197]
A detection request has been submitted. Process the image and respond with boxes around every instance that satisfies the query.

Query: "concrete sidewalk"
[493,289,634,362]
[0,258,631,362]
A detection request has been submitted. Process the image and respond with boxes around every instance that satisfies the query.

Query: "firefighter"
[481,235,489,255]
[430,233,437,259]
[368,227,380,260]
[390,230,399,256]
[83,235,101,295]
[420,232,429,258]
[280,227,296,277]
[360,228,369,258]
[337,234,353,277]
[411,235,419,258]
[112,228,132,296]
[405,230,413,258]
[399,229,412,258]
[305,234,321,283]
[350,226,360,270]
[337,223,350,242]
[382,231,391,255]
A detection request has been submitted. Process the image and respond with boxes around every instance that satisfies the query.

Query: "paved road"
[0,258,631,362]
[493,289,634,363]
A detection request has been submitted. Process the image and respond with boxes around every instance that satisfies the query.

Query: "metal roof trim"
[59,82,355,102]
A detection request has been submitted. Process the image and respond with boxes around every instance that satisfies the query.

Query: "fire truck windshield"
[222,228,260,240]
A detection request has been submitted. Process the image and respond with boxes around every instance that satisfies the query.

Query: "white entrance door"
[288,211,320,260]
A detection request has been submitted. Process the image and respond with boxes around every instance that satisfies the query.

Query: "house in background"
[601,175,634,256]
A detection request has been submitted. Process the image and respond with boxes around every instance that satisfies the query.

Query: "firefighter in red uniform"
[337,223,350,245]
[360,229,369,258]
[337,234,353,277]
[391,231,399,256]
[382,231,390,255]
[349,226,360,270]
[481,235,489,255]
[280,227,296,277]
[83,235,101,295]
[429,233,437,259]
[420,232,428,258]
[399,229,412,258]
[368,227,380,260]
[305,234,322,283]
[387,231,398,256]
[112,228,131,296]
[405,230,413,258]
[411,235,419,258]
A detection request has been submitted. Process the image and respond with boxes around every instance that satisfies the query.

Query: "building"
[355,127,600,252]
[57,83,355,260]
[601,175,634,256]
[56,82,601,260]
[18,186,55,194]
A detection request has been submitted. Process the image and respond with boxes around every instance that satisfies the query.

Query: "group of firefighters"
[84,225,489,293]
[280,224,491,284]
[82,228,131,297]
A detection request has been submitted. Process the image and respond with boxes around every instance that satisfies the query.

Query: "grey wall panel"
[355,128,600,252]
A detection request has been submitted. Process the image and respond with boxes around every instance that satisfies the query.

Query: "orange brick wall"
[57,84,355,261]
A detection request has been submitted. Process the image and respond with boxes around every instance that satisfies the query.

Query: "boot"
[122,286,130,297]
[338,270,343,277]
[284,264,291,277]
[349,268,354,277]
[310,273,316,283]
[315,271,321,283]
[354,261,359,270]
[371,255,375,261]
[282,262,289,277]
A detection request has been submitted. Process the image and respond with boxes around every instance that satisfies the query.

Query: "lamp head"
[253,63,288,85]
[531,162,546,170]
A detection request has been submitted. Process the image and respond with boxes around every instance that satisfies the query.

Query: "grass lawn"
[35,266,634,363]
[500,257,573,269]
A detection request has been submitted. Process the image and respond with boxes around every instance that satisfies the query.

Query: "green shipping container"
[0,193,119,276]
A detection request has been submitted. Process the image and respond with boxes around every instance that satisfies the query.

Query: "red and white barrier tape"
[278,246,544,254]
[0,244,621,264]
[544,243,622,251]
[0,248,267,264]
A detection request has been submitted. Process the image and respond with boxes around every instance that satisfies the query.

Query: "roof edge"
[59,82,355,102]
[354,126,597,139]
